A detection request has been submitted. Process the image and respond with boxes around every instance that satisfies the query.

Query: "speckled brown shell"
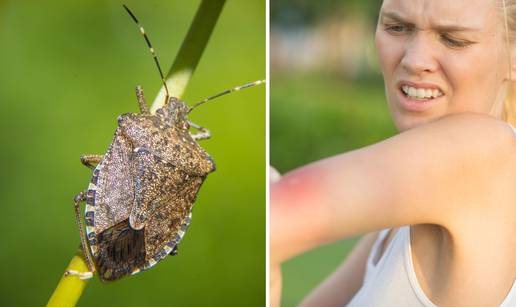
[83,102,215,282]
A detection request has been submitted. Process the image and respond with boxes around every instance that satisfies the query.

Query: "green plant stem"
[47,1,226,306]
[150,0,226,113]
[46,249,90,307]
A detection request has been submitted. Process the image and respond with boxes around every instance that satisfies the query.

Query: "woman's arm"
[299,232,379,307]
[271,112,515,265]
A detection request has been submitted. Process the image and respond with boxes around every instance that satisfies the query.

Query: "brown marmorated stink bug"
[65,5,264,282]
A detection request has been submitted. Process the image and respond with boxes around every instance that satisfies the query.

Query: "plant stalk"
[46,249,90,307]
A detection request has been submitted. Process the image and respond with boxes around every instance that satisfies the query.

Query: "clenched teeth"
[402,85,443,99]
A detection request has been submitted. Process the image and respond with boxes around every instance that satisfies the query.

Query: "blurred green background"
[0,1,264,306]
[270,1,400,306]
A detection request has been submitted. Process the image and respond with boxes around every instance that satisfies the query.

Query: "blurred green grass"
[271,73,396,173]
[0,1,264,306]
[271,73,397,306]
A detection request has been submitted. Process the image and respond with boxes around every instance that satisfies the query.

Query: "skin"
[378,0,511,131]
[271,0,516,306]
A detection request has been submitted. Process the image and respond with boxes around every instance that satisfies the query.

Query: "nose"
[400,33,439,75]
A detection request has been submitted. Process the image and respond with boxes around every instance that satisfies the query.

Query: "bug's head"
[156,97,190,130]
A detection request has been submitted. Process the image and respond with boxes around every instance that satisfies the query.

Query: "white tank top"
[347,122,516,306]
[346,226,516,306]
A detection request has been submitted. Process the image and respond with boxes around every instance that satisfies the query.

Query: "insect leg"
[80,154,103,170]
[65,191,95,279]
[135,85,150,114]
[188,121,211,141]
[64,269,93,280]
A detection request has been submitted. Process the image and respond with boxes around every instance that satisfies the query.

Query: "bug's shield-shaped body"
[85,98,215,281]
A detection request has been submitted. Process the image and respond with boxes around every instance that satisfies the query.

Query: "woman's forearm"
[270,152,385,263]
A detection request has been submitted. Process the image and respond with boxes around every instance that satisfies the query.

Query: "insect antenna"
[188,80,265,113]
[123,4,170,104]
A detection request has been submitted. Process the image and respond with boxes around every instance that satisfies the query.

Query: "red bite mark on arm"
[271,164,330,213]
[270,166,331,262]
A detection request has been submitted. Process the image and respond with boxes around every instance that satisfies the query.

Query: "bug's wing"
[129,147,188,230]
[87,128,148,282]
[87,128,135,262]
[128,146,207,270]
[141,175,206,269]
[95,219,146,281]
[92,128,135,234]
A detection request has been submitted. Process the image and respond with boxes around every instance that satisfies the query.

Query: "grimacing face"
[375,0,513,131]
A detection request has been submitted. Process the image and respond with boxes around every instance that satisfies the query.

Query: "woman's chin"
[391,111,437,132]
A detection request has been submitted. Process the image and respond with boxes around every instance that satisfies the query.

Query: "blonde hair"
[502,0,516,125]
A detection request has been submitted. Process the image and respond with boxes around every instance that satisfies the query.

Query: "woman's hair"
[502,0,516,125]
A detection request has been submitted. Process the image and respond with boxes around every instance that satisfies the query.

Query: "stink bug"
[65,5,264,282]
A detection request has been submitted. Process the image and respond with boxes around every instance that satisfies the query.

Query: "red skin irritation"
[271,165,333,262]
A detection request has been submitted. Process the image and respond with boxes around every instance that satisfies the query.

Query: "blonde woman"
[271,0,516,306]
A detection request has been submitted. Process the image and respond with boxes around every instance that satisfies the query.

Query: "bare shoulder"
[428,113,516,197]
[407,112,515,157]
[403,113,516,224]
[442,112,513,136]
[365,112,516,229]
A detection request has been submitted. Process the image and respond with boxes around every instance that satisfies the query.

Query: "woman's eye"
[384,24,410,34]
[440,34,472,48]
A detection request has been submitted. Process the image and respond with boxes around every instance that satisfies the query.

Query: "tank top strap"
[499,280,516,307]
[366,228,391,268]
[402,226,437,307]
[508,122,516,134]
[363,228,393,284]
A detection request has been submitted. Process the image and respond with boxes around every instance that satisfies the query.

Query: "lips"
[401,85,443,99]
[396,81,445,112]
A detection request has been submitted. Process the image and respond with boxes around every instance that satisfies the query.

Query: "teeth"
[401,85,443,99]
[408,86,417,97]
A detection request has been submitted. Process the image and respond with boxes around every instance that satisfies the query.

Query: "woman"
[271,0,516,306]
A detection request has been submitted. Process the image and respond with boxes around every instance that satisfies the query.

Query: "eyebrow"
[380,11,481,33]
